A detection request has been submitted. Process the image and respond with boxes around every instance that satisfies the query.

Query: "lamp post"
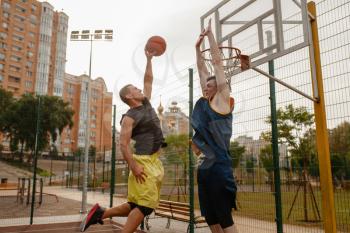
[70,29,113,213]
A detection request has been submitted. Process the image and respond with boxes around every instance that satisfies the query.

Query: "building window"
[26,71,32,77]
[10,55,21,62]
[2,22,8,29]
[14,15,25,22]
[27,51,33,58]
[31,4,37,12]
[15,4,26,13]
[9,65,20,72]
[12,45,22,52]
[3,12,10,18]
[0,42,6,49]
[9,76,20,83]
[2,2,11,10]
[26,61,33,68]
[25,81,32,88]
[0,74,3,82]
[29,32,35,37]
[0,32,8,39]
[29,15,36,24]
[14,26,24,32]
[0,53,5,61]
[28,42,35,48]
[0,64,3,70]
[13,34,24,42]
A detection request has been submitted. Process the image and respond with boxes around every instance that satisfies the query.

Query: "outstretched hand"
[145,47,157,60]
[195,19,212,48]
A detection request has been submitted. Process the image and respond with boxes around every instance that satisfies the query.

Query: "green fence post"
[30,96,41,225]
[110,105,116,208]
[266,30,283,233]
[188,68,194,233]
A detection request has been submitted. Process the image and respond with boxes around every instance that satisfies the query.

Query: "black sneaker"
[80,203,105,232]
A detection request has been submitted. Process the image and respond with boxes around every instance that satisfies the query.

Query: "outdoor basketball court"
[0,220,145,233]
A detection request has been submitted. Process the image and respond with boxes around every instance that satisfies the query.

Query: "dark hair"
[119,84,132,104]
[206,75,216,82]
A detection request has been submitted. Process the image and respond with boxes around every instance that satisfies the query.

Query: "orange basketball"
[146,36,166,56]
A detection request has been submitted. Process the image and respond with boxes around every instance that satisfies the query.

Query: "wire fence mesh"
[0,0,349,232]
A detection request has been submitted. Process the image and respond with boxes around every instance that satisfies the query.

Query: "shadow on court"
[0,220,145,233]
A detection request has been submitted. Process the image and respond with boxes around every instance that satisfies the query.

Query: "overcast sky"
[44,0,220,105]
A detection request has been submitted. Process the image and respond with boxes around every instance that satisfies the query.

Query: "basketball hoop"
[201,46,250,90]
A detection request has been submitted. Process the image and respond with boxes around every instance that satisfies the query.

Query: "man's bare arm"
[120,116,147,183]
[206,21,230,99]
[143,50,155,100]
[196,30,210,96]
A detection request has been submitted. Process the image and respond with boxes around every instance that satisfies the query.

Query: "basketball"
[146,36,166,56]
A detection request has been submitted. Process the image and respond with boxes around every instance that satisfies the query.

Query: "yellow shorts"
[127,152,164,209]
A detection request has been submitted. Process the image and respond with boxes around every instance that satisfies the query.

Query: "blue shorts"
[197,163,237,228]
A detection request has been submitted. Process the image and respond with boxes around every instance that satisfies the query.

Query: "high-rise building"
[0,0,68,97]
[58,73,113,155]
[0,0,112,155]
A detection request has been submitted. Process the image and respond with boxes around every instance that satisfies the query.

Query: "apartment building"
[0,0,113,154]
[58,74,113,155]
[0,0,68,97]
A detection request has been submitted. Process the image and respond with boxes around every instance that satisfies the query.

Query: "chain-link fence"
[0,0,349,232]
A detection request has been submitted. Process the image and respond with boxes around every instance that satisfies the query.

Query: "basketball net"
[201,46,250,91]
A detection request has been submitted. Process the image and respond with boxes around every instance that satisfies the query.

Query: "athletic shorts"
[127,152,164,209]
[197,162,237,228]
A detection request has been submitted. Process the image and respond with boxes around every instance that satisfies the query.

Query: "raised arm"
[206,20,230,99]
[143,49,156,100]
[196,29,210,96]
[120,116,147,183]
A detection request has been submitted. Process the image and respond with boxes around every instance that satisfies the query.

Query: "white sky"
[44,0,220,105]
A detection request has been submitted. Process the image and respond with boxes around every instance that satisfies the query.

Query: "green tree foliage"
[229,141,245,168]
[261,104,315,175]
[164,134,189,165]
[260,144,275,190]
[328,122,350,182]
[0,92,74,161]
[164,134,189,188]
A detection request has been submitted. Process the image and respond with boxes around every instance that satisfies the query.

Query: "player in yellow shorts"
[80,48,166,233]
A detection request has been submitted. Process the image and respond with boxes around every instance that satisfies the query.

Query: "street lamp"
[70,29,113,213]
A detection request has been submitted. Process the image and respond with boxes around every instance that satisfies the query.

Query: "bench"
[145,200,207,232]
[0,183,17,190]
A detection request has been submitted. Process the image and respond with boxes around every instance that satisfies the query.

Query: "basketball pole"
[308,2,337,233]
[188,68,195,233]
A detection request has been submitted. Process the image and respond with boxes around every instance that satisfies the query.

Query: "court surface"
[0,220,145,233]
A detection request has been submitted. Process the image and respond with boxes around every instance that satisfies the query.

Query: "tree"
[0,94,74,162]
[329,121,350,155]
[262,104,320,221]
[260,144,274,191]
[328,121,350,186]
[164,134,189,194]
[0,88,14,124]
[229,141,245,168]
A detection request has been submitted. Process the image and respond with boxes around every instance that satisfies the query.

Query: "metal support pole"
[78,150,81,188]
[30,96,41,225]
[188,68,194,233]
[49,154,53,186]
[110,105,116,208]
[81,39,93,213]
[103,146,105,182]
[266,30,283,233]
[308,3,337,233]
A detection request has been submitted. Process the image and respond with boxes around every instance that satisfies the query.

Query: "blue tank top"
[191,97,234,167]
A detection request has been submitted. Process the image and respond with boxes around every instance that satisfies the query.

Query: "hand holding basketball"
[145,36,167,56]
